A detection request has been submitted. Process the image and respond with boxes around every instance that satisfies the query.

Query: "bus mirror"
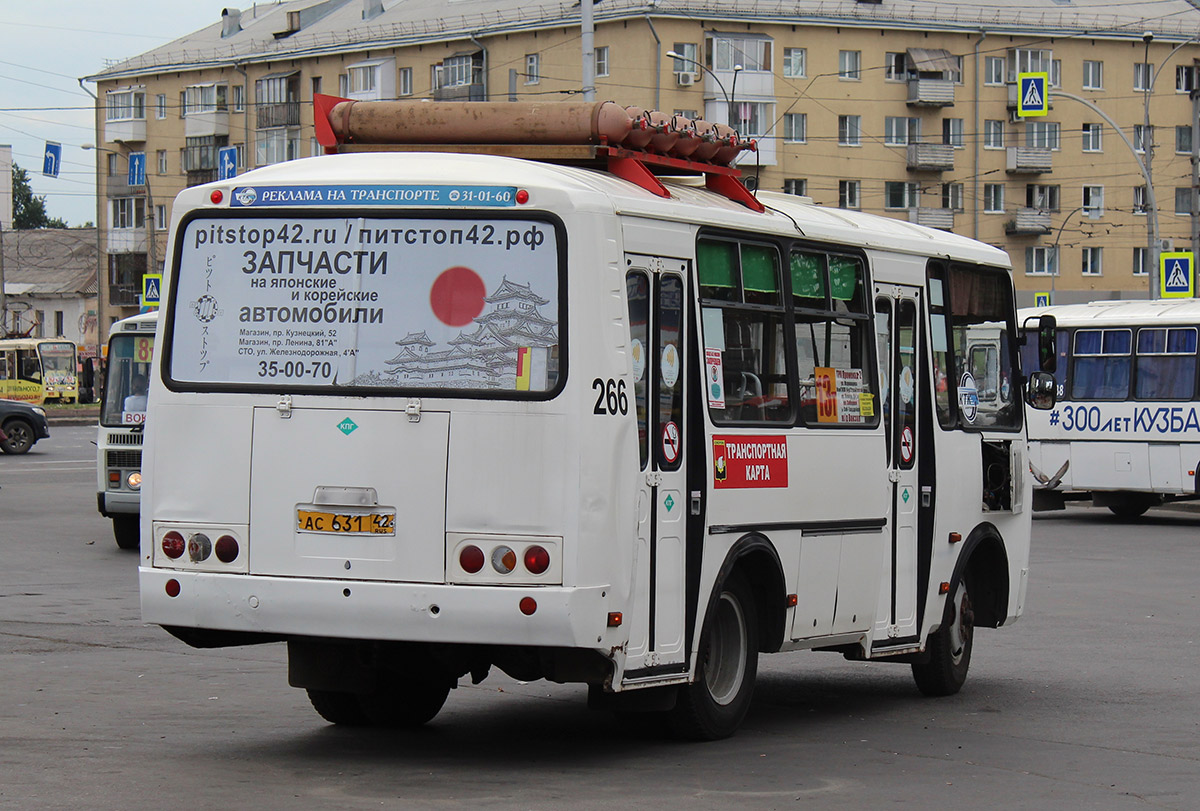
[1026,371,1056,410]
[1036,315,1057,373]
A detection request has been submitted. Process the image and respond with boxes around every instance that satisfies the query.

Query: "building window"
[105,89,145,121]
[783,48,806,78]
[948,55,964,84]
[1134,185,1148,214]
[595,46,609,78]
[838,115,861,146]
[1177,125,1193,154]
[984,56,1005,86]
[184,83,227,114]
[349,64,377,93]
[1082,246,1103,276]
[672,42,698,75]
[1008,48,1053,81]
[1134,247,1148,276]
[1134,62,1152,92]
[782,113,806,143]
[232,84,244,112]
[525,53,540,84]
[438,55,475,88]
[155,205,167,230]
[943,118,964,148]
[674,109,699,119]
[1050,59,1062,88]
[1176,65,1200,92]
[709,35,771,71]
[1081,123,1102,152]
[942,182,964,212]
[338,73,349,96]
[1027,184,1060,212]
[155,94,167,119]
[1176,187,1193,215]
[1083,60,1104,90]
[884,116,919,146]
[839,180,860,209]
[1026,121,1060,150]
[885,181,920,209]
[984,120,1004,149]
[1083,185,1104,216]
[311,76,323,97]
[783,178,807,196]
[106,153,118,177]
[111,197,145,229]
[1026,246,1058,276]
[984,184,1004,213]
[256,128,300,167]
[731,102,771,139]
[398,67,413,96]
[156,149,167,175]
[1134,124,1150,153]
[839,50,861,80]
[885,52,908,81]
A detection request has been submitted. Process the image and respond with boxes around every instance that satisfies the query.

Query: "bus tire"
[1106,494,1153,519]
[113,515,140,550]
[669,574,758,741]
[307,677,450,728]
[0,419,34,454]
[912,579,973,696]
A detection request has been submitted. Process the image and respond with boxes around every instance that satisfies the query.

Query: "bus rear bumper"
[140,569,612,650]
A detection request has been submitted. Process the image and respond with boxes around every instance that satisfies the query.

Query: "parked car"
[0,399,51,454]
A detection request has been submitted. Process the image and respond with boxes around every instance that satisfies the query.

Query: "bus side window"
[626,271,651,470]
[18,350,41,382]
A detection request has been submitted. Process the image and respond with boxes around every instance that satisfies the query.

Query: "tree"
[11,163,66,229]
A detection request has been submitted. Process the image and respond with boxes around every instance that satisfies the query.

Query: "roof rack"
[313,94,765,213]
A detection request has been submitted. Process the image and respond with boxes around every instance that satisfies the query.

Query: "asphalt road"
[2,425,1198,809]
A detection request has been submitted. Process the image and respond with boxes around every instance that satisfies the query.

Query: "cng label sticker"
[337,417,359,435]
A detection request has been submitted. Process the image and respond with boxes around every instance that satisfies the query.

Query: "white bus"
[97,311,156,549]
[1020,298,1200,517]
[141,98,1055,739]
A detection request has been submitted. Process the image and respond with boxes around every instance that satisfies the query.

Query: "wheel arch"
[949,522,1009,629]
[708,533,787,653]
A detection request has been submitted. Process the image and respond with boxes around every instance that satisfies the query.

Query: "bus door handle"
[276,395,293,418]
[921,486,932,507]
[645,472,662,487]
[691,491,702,515]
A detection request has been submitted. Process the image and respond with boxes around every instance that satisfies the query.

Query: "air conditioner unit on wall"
[1160,238,1175,253]
[676,72,695,87]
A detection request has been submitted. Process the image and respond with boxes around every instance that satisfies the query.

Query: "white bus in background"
[97,311,157,549]
[140,97,1055,740]
[1020,298,1200,517]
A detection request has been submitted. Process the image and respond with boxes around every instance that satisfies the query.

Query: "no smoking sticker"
[661,421,680,464]
[900,425,914,464]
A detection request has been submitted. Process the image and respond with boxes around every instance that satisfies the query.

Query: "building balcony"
[433,82,484,102]
[906,142,955,172]
[907,207,955,230]
[1006,208,1052,234]
[104,118,146,144]
[109,283,142,307]
[105,227,147,254]
[1007,146,1052,174]
[185,110,230,139]
[906,79,955,107]
[256,101,301,129]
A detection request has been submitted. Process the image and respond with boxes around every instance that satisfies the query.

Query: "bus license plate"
[297,509,396,535]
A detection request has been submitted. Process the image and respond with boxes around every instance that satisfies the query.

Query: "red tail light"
[523,545,550,575]
[162,531,185,559]
[215,535,239,563]
[460,545,484,574]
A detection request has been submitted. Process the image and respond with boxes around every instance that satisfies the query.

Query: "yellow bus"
[0,337,79,404]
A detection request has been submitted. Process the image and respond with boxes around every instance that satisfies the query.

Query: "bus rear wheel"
[307,677,451,728]
[1106,493,1155,519]
[669,574,758,740]
[113,515,139,550]
[912,579,973,696]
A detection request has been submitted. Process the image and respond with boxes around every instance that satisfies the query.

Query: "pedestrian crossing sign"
[1017,72,1049,117]
[142,273,163,308]
[1034,292,1051,307]
[1160,252,1195,298]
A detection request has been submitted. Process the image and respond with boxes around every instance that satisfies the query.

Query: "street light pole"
[1051,205,1086,304]
[83,143,157,314]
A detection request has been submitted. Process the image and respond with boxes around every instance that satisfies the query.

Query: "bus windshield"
[102,332,154,426]
[167,214,562,396]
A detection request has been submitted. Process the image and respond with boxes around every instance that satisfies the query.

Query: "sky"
[1,2,237,227]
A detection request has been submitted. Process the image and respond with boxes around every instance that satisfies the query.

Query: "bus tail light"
[215,535,240,563]
[162,531,185,559]
[523,545,550,575]
[519,597,537,615]
[188,533,212,562]
[491,546,517,574]
[460,545,485,574]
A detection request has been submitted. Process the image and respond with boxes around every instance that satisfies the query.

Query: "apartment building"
[84,0,1200,330]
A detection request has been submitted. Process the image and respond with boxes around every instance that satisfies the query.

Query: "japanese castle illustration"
[352,277,558,389]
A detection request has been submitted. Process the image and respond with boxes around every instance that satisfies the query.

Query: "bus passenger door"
[623,257,689,677]
[874,288,921,647]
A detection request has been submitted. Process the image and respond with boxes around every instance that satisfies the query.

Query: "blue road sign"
[42,142,61,178]
[1034,292,1051,307]
[218,146,238,180]
[1017,72,1048,117]
[127,152,146,187]
[1160,252,1195,298]
[142,273,162,307]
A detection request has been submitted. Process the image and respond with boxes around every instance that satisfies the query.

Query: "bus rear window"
[168,214,562,395]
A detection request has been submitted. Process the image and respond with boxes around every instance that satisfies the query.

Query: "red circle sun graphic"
[430,266,486,327]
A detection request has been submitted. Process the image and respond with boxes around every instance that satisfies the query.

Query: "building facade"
[85,0,1200,327]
